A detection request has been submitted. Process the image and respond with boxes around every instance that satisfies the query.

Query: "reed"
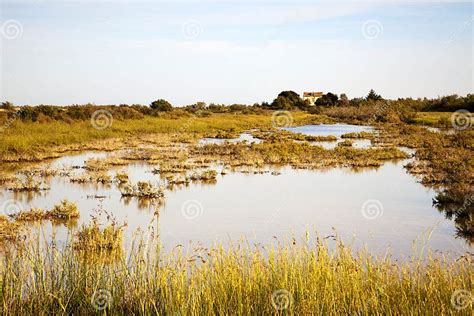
[0,233,471,315]
[74,220,123,254]
[0,216,23,245]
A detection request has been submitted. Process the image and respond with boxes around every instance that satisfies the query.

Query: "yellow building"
[303,92,323,105]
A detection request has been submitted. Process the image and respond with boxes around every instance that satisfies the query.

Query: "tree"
[271,96,294,110]
[271,91,306,110]
[229,104,246,112]
[261,102,271,108]
[366,89,383,101]
[150,99,173,112]
[194,102,207,110]
[17,106,38,121]
[315,92,339,107]
[338,93,349,107]
[277,91,300,104]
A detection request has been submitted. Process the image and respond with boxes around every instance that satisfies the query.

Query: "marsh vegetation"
[0,97,472,314]
[0,229,471,314]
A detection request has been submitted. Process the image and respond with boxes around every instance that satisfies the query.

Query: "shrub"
[150,99,173,112]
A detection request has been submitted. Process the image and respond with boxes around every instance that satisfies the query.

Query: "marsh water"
[1,124,470,258]
[283,123,373,137]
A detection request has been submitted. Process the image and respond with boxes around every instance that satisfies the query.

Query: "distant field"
[0,110,468,162]
[0,111,323,161]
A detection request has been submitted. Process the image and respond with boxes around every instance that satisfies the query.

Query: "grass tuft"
[74,220,123,254]
[46,199,80,221]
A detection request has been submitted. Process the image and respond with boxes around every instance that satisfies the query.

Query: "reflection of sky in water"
[0,150,470,259]
[287,124,375,150]
[50,151,108,169]
[200,125,375,149]
[283,124,373,137]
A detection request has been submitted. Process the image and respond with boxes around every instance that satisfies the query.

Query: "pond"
[286,124,375,149]
[199,124,376,149]
[283,124,374,137]
[1,148,469,259]
[1,124,470,258]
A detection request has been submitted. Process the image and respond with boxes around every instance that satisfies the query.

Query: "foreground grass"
[0,233,472,315]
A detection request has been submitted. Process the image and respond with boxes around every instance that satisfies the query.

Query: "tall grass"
[0,232,471,315]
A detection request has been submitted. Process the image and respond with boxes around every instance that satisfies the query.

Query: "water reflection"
[433,190,473,244]
[0,149,471,259]
[283,124,373,137]
[284,124,376,150]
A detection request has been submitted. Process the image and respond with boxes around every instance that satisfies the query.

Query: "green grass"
[411,112,452,127]
[0,233,471,315]
[0,112,318,162]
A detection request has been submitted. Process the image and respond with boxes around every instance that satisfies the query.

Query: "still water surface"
[283,123,373,137]
[0,124,469,258]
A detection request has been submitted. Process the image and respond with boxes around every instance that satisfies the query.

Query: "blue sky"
[0,1,472,106]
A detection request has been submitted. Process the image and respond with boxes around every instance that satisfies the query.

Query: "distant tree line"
[1,91,472,124]
[0,99,265,124]
[263,89,473,112]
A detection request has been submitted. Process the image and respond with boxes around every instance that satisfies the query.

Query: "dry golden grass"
[0,215,23,245]
[0,233,471,315]
[119,181,165,199]
[7,175,48,192]
[47,199,80,221]
[341,131,374,139]
[192,140,408,169]
[10,200,79,222]
[74,221,123,253]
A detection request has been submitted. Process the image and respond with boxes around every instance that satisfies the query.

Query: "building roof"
[303,92,323,97]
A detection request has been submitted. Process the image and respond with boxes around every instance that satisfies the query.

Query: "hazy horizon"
[1,0,472,106]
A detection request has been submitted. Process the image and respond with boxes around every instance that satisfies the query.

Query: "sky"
[0,0,472,106]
